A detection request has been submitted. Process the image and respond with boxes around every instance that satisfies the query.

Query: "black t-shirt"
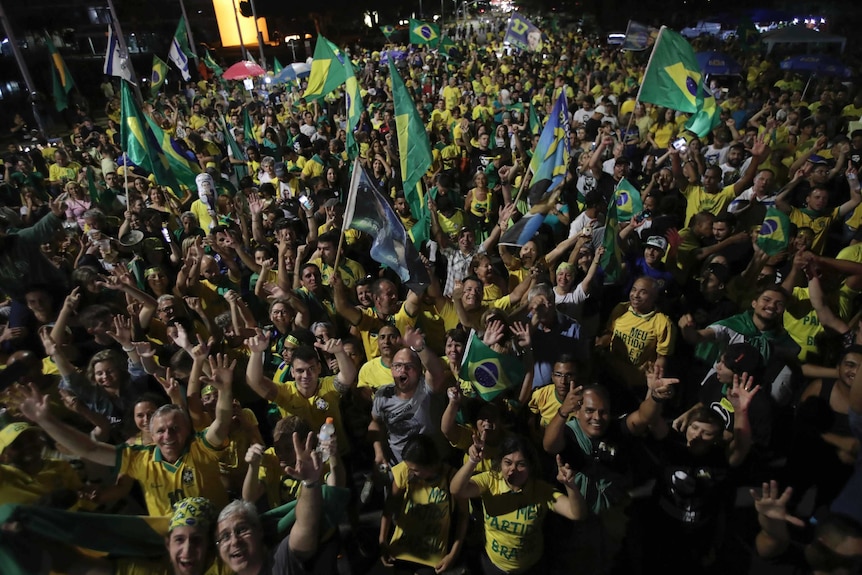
[700,373,773,449]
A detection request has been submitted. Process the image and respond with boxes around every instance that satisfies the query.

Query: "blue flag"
[343,162,429,292]
[504,13,543,52]
[622,20,658,51]
[528,90,570,204]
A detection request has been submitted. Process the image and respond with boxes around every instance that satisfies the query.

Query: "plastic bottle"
[317,417,335,462]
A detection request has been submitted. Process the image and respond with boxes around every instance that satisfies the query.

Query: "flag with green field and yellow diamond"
[409,19,440,45]
[380,24,396,39]
[600,193,623,283]
[203,49,223,76]
[756,207,791,256]
[637,27,702,114]
[388,59,433,245]
[614,177,643,222]
[303,35,350,101]
[45,34,74,112]
[120,81,181,193]
[345,74,364,159]
[150,55,168,97]
[459,331,526,401]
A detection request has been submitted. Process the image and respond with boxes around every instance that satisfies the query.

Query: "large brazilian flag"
[459,331,526,401]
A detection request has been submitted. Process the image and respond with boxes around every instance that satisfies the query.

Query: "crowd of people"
[3,12,862,575]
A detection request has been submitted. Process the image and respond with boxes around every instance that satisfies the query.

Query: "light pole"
[231,0,249,60]
[247,0,266,70]
[0,0,46,135]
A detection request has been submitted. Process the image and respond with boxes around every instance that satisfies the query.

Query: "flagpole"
[105,0,143,104]
[512,164,532,206]
[178,0,199,66]
[634,25,665,104]
[0,0,47,136]
[333,161,356,273]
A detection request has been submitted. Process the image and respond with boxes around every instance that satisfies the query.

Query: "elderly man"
[19,355,237,516]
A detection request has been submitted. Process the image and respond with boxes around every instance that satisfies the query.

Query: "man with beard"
[368,329,447,468]
[729,169,777,231]
[719,142,752,186]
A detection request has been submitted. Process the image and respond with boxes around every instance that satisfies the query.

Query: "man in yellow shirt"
[528,356,579,428]
[17,354,238,516]
[442,76,462,110]
[307,230,366,288]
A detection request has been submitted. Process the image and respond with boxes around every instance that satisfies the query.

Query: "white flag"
[103,25,133,83]
[168,37,191,81]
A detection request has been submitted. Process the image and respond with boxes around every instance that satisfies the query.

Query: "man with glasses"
[367,329,447,469]
[528,355,581,428]
[215,431,333,575]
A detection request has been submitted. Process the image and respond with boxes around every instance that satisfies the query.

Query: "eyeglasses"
[552,372,576,380]
[158,306,175,313]
[215,524,254,546]
[391,362,417,372]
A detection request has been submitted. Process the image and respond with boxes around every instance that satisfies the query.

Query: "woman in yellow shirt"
[451,434,587,574]
[647,107,678,152]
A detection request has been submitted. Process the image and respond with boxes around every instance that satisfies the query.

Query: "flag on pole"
[614,177,643,222]
[203,49,224,76]
[303,35,350,102]
[622,20,659,51]
[529,103,542,136]
[380,25,396,39]
[756,207,791,256]
[243,108,259,144]
[343,162,430,291]
[684,82,722,138]
[527,90,570,204]
[104,24,133,83]
[438,36,460,60]
[143,113,201,190]
[409,19,440,45]
[345,74,364,160]
[459,330,526,401]
[222,118,249,181]
[150,55,168,96]
[168,18,192,81]
[499,212,544,247]
[388,58,433,245]
[273,57,284,74]
[600,193,623,283]
[45,34,74,112]
[637,27,703,114]
[120,81,181,192]
[504,13,543,52]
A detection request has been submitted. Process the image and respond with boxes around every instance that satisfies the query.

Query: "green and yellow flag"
[45,34,74,112]
[600,193,623,283]
[243,108,259,143]
[150,55,168,97]
[388,59,433,245]
[756,207,791,256]
[303,35,350,101]
[409,19,440,45]
[273,57,284,74]
[120,81,181,192]
[459,330,526,401]
[203,49,223,76]
[144,112,200,189]
[685,81,722,138]
[614,177,643,222]
[637,27,702,114]
[380,24,396,39]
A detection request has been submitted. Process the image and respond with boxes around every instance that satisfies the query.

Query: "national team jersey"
[682,184,736,225]
[0,460,83,506]
[273,376,348,453]
[356,305,418,360]
[529,385,574,428]
[789,206,840,255]
[607,303,675,368]
[357,358,393,392]
[116,431,228,516]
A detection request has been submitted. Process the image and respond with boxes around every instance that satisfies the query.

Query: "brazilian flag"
[150,55,168,97]
[144,111,201,190]
[459,331,526,401]
[273,57,283,74]
[614,177,643,222]
[45,34,74,112]
[756,207,791,256]
[600,193,623,283]
[303,35,350,102]
[529,103,542,136]
[409,19,440,45]
[637,26,702,114]
[380,24,396,39]
[438,36,460,60]
[203,49,224,76]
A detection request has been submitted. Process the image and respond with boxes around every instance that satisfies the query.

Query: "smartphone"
[299,195,314,211]
[161,227,172,243]
[672,137,688,153]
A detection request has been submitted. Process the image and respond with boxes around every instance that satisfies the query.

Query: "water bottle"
[317,417,335,462]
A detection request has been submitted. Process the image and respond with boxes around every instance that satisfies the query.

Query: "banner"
[622,20,659,51]
[504,13,543,52]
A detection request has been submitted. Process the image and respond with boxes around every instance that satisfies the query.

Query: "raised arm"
[330,272,363,327]
[284,432,325,561]
[726,373,759,467]
[751,480,803,559]
[678,314,717,345]
[625,363,678,435]
[403,327,446,393]
[244,330,279,401]
[838,165,861,217]
[315,337,358,393]
[202,354,236,448]
[774,169,806,215]
[543,382,582,454]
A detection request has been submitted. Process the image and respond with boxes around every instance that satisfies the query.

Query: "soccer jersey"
[273,376,348,453]
[471,472,561,573]
[789,206,840,255]
[356,305,418,360]
[607,303,675,368]
[258,447,301,509]
[682,184,737,225]
[357,358,393,392]
[116,432,228,516]
[0,460,82,506]
[528,385,573,428]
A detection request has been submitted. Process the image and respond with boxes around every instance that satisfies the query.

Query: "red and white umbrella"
[222,60,266,80]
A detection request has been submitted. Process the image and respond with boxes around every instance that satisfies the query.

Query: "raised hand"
[728,373,761,413]
[555,454,577,489]
[481,320,506,346]
[106,314,134,348]
[245,443,265,466]
[19,383,51,423]
[155,367,182,398]
[283,431,324,483]
[401,327,426,352]
[245,329,271,354]
[189,334,212,361]
[62,287,82,312]
[560,382,583,417]
[205,354,237,390]
[510,321,531,348]
[645,362,679,401]
[314,337,344,356]
[132,341,157,358]
[750,480,805,527]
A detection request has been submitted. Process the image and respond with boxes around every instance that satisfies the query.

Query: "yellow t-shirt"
[783,286,823,362]
[528,385,574,428]
[356,305,418,360]
[682,184,737,226]
[257,447,301,509]
[357,357,393,391]
[273,376,348,453]
[116,431,228,516]
[308,257,366,289]
[472,471,561,572]
[788,206,839,255]
[387,461,455,567]
[0,460,82,506]
[607,303,675,369]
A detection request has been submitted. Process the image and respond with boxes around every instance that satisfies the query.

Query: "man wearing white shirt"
[728,169,777,231]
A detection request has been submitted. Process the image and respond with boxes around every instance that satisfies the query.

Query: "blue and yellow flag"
[637,26,702,114]
[380,24,396,39]
[527,90,570,203]
[150,55,168,97]
[303,35,350,101]
[143,112,200,190]
[756,207,791,256]
[459,331,526,401]
[685,81,722,138]
[600,194,623,283]
[614,177,643,222]
[409,19,440,45]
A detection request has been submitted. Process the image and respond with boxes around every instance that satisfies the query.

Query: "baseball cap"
[722,343,761,375]
[645,235,667,252]
[0,422,38,454]
[809,155,829,165]
[274,162,287,177]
